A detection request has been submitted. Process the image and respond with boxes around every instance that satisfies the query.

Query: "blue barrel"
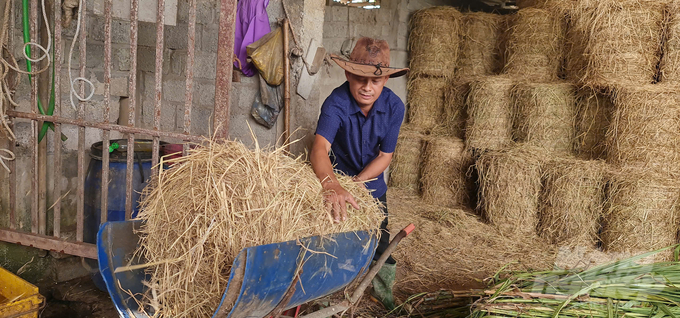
[84,139,158,291]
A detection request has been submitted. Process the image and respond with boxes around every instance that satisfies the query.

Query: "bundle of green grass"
[133,139,384,318]
[471,246,680,318]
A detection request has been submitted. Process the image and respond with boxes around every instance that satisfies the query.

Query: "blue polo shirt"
[315,81,405,198]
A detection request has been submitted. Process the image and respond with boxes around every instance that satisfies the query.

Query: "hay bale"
[389,125,427,190]
[421,136,469,208]
[389,188,558,293]
[602,168,680,260]
[135,140,384,318]
[408,76,447,133]
[538,158,606,247]
[503,8,564,82]
[574,88,613,160]
[660,2,680,83]
[606,84,680,174]
[475,146,545,236]
[512,82,576,155]
[456,12,504,79]
[440,80,470,139]
[568,0,664,87]
[409,6,462,78]
[465,76,514,154]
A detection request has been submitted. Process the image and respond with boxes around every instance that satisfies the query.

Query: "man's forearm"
[355,152,393,182]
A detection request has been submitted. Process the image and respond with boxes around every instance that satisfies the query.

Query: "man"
[310,37,408,310]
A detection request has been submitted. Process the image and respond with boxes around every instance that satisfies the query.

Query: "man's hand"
[322,180,360,223]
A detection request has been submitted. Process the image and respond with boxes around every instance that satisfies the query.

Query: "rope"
[66,0,94,111]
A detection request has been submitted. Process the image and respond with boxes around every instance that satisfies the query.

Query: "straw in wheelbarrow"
[132,138,384,318]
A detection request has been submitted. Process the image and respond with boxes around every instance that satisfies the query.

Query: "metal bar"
[0,228,97,259]
[183,0,196,156]
[152,0,165,176]
[213,0,237,139]
[8,0,15,230]
[126,0,139,220]
[102,0,113,224]
[30,0,39,234]
[53,0,63,238]
[76,0,88,242]
[38,0,50,236]
[8,111,204,141]
[283,19,290,152]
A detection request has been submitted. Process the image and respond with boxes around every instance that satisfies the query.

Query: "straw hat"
[331,37,409,78]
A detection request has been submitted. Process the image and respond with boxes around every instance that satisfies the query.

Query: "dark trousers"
[373,193,396,265]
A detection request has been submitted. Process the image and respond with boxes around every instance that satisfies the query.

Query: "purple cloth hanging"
[234,0,271,77]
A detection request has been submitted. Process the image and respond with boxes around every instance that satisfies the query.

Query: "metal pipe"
[30,0,38,234]
[0,228,97,259]
[126,0,139,220]
[8,111,204,141]
[283,19,290,153]
[8,0,16,230]
[102,0,113,225]
[183,0,197,156]
[213,0,237,139]
[76,0,88,242]
[152,0,165,175]
[53,0,63,238]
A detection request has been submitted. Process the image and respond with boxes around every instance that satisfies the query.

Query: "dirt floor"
[39,276,118,318]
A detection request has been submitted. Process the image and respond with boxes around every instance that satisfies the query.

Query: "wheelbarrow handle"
[298,223,415,318]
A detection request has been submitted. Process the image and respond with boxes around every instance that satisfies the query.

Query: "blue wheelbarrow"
[97,220,414,318]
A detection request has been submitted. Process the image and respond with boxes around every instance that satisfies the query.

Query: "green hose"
[21,0,66,142]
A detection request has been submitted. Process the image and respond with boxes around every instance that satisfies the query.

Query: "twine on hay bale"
[602,168,680,261]
[606,84,680,174]
[407,76,447,133]
[465,76,514,154]
[421,136,470,208]
[660,2,680,83]
[440,80,471,139]
[134,140,384,318]
[456,12,504,79]
[568,0,664,87]
[511,82,576,155]
[475,146,545,236]
[503,8,564,82]
[388,188,558,293]
[409,6,462,78]
[389,125,427,190]
[538,158,606,247]
[575,87,613,160]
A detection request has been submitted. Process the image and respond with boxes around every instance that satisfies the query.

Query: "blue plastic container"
[84,139,157,291]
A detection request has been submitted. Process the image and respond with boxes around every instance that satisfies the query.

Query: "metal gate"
[0,0,237,259]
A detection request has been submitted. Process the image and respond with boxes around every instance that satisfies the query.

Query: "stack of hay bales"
[407,7,462,134]
[396,0,680,293]
[135,141,384,317]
